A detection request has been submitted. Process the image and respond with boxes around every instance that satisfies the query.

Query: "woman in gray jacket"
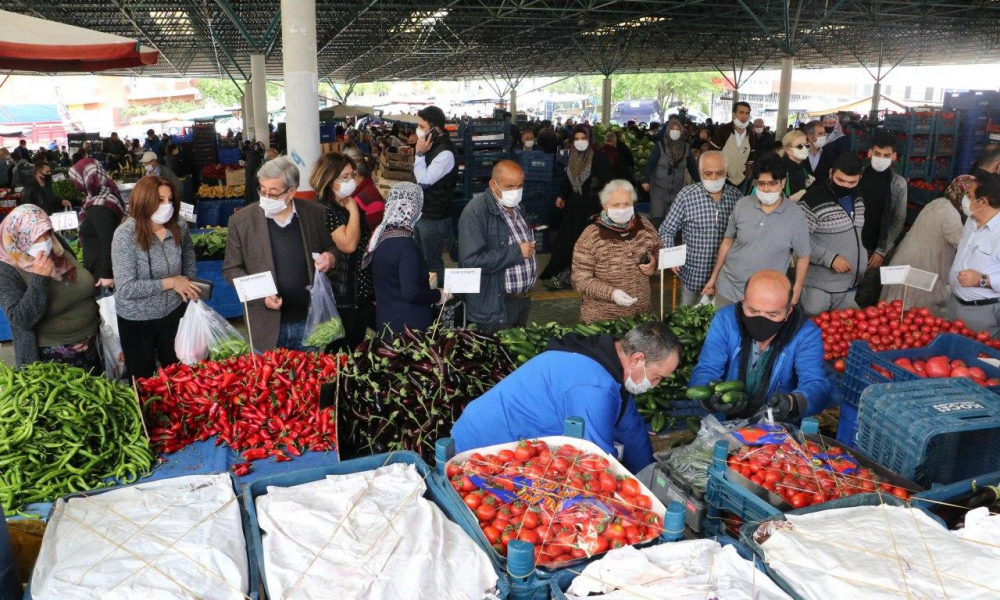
[111,175,199,379]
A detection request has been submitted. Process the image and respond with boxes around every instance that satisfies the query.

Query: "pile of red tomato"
[815,300,1000,363]
[889,355,1000,386]
[728,440,911,510]
[446,440,663,566]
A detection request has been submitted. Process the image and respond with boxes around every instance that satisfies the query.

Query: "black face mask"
[824,126,834,134]
[42,174,52,184]
[738,303,787,342]
[829,179,855,199]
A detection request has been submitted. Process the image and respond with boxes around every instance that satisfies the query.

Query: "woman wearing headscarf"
[540,124,612,289]
[363,182,448,337]
[879,175,972,315]
[642,118,688,228]
[820,113,849,163]
[69,158,125,289]
[0,204,100,368]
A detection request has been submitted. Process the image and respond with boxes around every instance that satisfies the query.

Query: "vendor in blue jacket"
[691,269,832,422]
[451,322,681,473]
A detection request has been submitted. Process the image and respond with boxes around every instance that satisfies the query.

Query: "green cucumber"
[721,391,748,405]
[714,380,746,394]
[685,386,714,401]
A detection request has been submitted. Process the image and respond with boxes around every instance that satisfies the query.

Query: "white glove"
[612,289,638,307]
[805,174,816,187]
[437,290,453,305]
[789,189,806,203]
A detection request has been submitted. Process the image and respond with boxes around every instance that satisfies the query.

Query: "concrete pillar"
[250,54,269,149]
[243,85,255,141]
[871,81,882,121]
[509,88,517,120]
[732,89,740,104]
[280,0,320,192]
[601,76,612,125]
[776,56,793,137]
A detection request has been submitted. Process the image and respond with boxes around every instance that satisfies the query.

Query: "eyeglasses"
[336,172,356,183]
[755,179,783,190]
[258,186,289,200]
[790,143,811,150]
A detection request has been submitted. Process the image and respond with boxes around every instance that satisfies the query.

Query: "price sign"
[658,245,687,270]
[180,202,196,223]
[233,272,278,302]
[905,267,938,292]
[51,173,66,182]
[443,268,481,294]
[879,265,910,285]
[50,211,79,231]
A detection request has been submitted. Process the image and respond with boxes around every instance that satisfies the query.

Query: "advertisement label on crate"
[932,401,986,413]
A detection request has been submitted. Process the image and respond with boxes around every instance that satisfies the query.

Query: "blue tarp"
[0,104,60,124]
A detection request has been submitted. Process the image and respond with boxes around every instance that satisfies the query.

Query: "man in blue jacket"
[690,270,832,422]
[451,322,681,473]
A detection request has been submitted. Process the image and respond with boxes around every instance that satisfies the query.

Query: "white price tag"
[879,265,910,285]
[905,267,938,292]
[658,244,687,270]
[233,272,278,302]
[180,202,196,223]
[50,211,79,231]
[443,268,481,294]
[51,173,66,182]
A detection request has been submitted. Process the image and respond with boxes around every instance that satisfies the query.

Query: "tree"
[195,78,243,108]
[612,73,720,120]
[547,76,603,99]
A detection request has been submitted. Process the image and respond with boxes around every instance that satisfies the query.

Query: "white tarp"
[565,539,791,600]
[754,505,1000,599]
[256,462,499,600]
[31,473,249,600]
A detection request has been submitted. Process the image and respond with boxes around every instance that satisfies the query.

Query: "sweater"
[801,181,867,293]
[571,218,662,323]
[111,218,197,321]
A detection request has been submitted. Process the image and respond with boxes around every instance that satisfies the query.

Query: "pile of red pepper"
[138,349,342,477]
[200,163,240,180]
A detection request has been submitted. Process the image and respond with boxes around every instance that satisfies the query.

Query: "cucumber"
[721,391,748,405]
[714,380,746,394]
[685,386,714,401]
[708,380,722,388]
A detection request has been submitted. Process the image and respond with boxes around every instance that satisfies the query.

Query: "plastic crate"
[197,260,243,319]
[934,112,960,135]
[907,182,945,206]
[911,469,1000,522]
[650,456,707,532]
[885,112,934,135]
[944,90,1000,111]
[467,150,509,178]
[842,334,1000,408]
[932,134,956,157]
[319,123,336,143]
[465,134,511,152]
[532,227,551,253]
[931,157,953,179]
[837,401,858,448]
[899,134,930,157]
[515,150,554,182]
[855,378,1000,486]
[899,155,929,178]
[217,147,241,164]
[462,118,509,137]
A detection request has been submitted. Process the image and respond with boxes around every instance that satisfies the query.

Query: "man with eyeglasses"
[702,152,812,308]
[804,120,838,185]
[223,156,337,352]
[689,270,832,423]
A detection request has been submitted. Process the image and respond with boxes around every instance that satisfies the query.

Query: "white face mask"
[144,164,155,174]
[870,156,893,172]
[668,130,681,141]
[28,238,53,259]
[150,203,173,225]
[415,128,428,140]
[754,126,764,135]
[336,178,357,198]
[624,361,653,395]
[791,146,810,161]
[758,189,781,206]
[496,187,522,208]
[962,195,975,218]
[813,135,827,149]
[607,206,634,224]
[573,140,590,152]
[259,196,287,217]
[702,178,725,193]
[523,140,535,149]
[734,117,750,129]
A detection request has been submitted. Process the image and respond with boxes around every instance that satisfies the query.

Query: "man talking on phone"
[413,105,460,285]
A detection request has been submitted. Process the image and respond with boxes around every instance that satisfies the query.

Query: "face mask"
[739,303,787,342]
[870,156,892,172]
[758,189,781,205]
[259,196,287,217]
[813,135,827,149]
[336,178,357,198]
[415,128,428,140]
[27,238,52,259]
[496,188,522,208]
[962,195,976,218]
[607,206,634,224]
[144,165,154,174]
[150,203,173,225]
[668,130,681,141]
[791,147,810,160]
[754,127,764,135]
[824,126,835,134]
[734,118,750,129]
[42,174,52,183]
[624,361,653,395]
[829,180,855,199]
[702,178,725,193]
[574,140,590,152]
[523,140,535,149]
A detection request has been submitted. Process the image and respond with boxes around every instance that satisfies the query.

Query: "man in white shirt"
[412,105,459,283]
[710,102,756,191]
[949,173,1000,338]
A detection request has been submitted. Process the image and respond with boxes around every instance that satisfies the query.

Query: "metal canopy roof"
[3,1,1000,84]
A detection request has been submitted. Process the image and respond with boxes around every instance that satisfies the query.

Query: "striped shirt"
[499,206,537,295]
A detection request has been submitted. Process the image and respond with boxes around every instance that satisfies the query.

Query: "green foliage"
[547,73,720,119]
[196,78,243,108]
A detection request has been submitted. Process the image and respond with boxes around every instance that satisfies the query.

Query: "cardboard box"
[225,168,246,187]
[321,141,344,155]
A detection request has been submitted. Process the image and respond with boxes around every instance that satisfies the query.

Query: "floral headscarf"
[945,174,976,207]
[0,204,76,281]
[822,114,845,144]
[69,158,124,221]
[361,182,423,269]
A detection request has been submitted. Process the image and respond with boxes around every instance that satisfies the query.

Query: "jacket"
[223,200,336,350]
[689,305,832,419]
[858,166,907,257]
[803,140,846,185]
[710,122,757,185]
[458,191,524,328]
[801,181,867,293]
[111,218,197,321]
[370,236,442,337]
[451,333,654,473]
[19,178,61,214]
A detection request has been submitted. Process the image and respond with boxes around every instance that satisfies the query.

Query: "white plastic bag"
[96,294,125,379]
[303,266,344,348]
[174,300,249,365]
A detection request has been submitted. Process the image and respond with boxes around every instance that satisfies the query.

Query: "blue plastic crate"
[515,150,554,182]
[217,148,241,165]
[907,182,945,206]
[0,313,10,343]
[197,260,243,320]
[467,150,509,178]
[931,158,953,179]
[465,134,511,152]
[932,134,956,157]
[837,401,858,448]
[462,118,509,138]
[855,378,1000,486]
[899,155,929,177]
[912,469,1000,521]
[899,134,930,157]
[843,334,1000,408]
[885,112,935,135]
[944,91,1000,111]
[319,123,336,143]
[934,113,960,135]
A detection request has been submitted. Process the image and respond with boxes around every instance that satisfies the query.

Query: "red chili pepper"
[242,448,268,461]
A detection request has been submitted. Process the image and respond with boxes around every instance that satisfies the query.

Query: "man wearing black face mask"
[689,270,832,422]
[18,161,71,215]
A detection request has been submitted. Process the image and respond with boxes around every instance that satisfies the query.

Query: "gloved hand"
[612,289,638,307]
[765,393,804,422]
[700,392,748,417]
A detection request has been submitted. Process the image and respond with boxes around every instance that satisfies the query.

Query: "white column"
[243,85,255,141]
[601,76,612,125]
[250,54,269,149]
[871,81,882,120]
[509,88,517,119]
[281,0,320,192]
[776,56,793,137]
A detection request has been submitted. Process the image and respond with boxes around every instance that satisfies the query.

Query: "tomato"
[789,492,811,509]
[521,510,539,530]
[464,492,483,510]
[482,525,501,543]
[925,357,952,378]
[513,445,533,462]
[951,359,967,369]
[891,486,910,500]
[634,494,652,510]
[599,472,617,494]
[516,529,538,544]
[951,366,971,378]
[620,478,641,498]
[551,456,571,473]
[605,523,627,539]
[833,359,846,373]
[477,502,497,521]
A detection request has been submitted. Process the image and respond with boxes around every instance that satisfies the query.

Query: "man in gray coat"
[458,160,536,334]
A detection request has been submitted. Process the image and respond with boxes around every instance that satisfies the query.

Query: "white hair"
[599,179,637,207]
[256,155,299,189]
[699,149,728,171]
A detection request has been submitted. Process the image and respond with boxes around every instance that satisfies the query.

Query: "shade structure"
[0,10,157,73]
[319,104,376,118]
[380,114,420,124]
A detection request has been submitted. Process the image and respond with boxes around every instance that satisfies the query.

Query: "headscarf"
[567,124,594,195]
[663,118,687,164]
[945,174,976,209]
[822,114,845,144]
[0,204,76,281]
[69,158,124,221]
[361,182,423,269]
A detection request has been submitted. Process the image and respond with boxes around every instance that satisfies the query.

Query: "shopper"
[0,205,100,369]
[519,129,536,151]
[18,161,71,215]
[881,175,971,315]
[821,114,850,162]
[413,105,460,284]
[703,153,811,307]
[690,270,831,422]
[804,120,837,185]
[601,132,630,181]
[342,147,385,229]
[139,151,184,197]
[541,124,612,289]
[972,146,1000,177]
[69,158,124,290]
[105,132,128,170]
[311,152,375,351]
[948,173,1000,337]
[658,151,742,306]
[779,129,813,202]
[710,102,756,189]
[0,148,11,188]
[142,129,163,160]
[799,153,866,316]
[363,182,448,337]
[111,176,198,379]
[451,321,681,474]
[572,180,661,323]
[642,118,689,228]
[224,157,336,352]
[11,139,30,162]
